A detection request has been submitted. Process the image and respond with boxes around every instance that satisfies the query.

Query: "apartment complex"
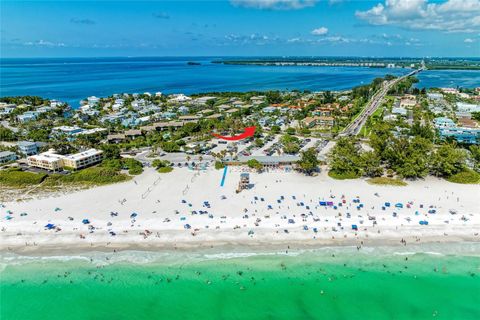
[62,149,103,170]
[27,148,103,171]
[0,151,17,164]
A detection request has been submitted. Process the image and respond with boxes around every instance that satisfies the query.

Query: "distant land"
[212,57,480,70]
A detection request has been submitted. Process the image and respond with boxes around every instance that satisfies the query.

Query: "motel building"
[223,155,301,169]
[27,148,103,172]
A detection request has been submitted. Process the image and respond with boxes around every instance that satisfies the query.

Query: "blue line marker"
[220,165,228,187]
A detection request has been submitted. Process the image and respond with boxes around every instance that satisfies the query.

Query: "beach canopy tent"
[352,225,358,230]
[385,202,391,207]
[82,219,90,224]
[419,220,429,225]
[184,224,191,229]
[395,203,403,208]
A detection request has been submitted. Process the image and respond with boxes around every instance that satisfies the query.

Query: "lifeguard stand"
[237,173,250,192]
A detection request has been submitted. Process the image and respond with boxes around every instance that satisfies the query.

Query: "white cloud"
[464,38,475,43]
[230,0,316,10]
[311,27,329,35]
[356,0,480,33]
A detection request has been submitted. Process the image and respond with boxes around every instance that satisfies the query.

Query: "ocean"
[1,243,479,320]
[1,57,479,108]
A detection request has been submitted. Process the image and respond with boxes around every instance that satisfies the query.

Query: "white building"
[27,148,103,171]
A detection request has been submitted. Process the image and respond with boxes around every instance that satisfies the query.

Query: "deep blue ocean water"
[1,57,479,107]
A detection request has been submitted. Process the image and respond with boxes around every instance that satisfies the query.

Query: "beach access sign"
[212,126,256,141]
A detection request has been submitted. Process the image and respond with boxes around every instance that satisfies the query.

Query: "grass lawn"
[367,177,407,186]
[446,169,480,184]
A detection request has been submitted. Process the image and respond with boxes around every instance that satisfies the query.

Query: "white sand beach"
[1,166,479,253]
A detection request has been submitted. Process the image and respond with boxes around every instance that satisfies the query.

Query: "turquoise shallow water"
[1,244,480,320]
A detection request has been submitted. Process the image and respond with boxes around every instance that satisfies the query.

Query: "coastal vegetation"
[152,159,173,173]
[0,165,131,191]
[367,177,407,186]
[446,169,480,184]
[0,168,47,187]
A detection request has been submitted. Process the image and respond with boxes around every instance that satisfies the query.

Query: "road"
[340,68,423,136]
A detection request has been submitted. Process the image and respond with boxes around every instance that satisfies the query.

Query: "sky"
[1,0,479,57]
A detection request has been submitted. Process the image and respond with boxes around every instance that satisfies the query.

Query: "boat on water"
[187,61,201,65]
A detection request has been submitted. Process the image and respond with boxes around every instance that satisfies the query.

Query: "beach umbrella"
[5,216,13,220]
[352,224,358,231]
[130,213,138,218]
[44,223,55,229]
[184,224,191,229]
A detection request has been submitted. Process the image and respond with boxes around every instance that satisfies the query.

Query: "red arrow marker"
[212,126,256,141]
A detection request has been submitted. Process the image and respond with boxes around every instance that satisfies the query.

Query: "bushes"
[102,158,143,175]
[0,169,47,187]
[161,141,180,152]
[215,161,225,170]
[367,177,407,186]
[328,170,360,180]
[157,167,173,173]
[152,159,173,173]
[446,169,480,184]
[59,167,131,185]
[123,158,143,175]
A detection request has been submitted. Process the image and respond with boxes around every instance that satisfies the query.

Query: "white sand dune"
[1,166,479,253]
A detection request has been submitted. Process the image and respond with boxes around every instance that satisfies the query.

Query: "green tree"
[328,137,363,177]
[254,138,264,148]
[360,151,383,177]
[271,125,281,134]
[285,127,296,135]
[247,159,263,171]
[99,144,121,159]
[298,148,319,175]
[384,137,432,179]
[280,134,300,154]
[469,145,480,172]
[431,144,466,177]
[266,91,282,104]
[0,127,16,141]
